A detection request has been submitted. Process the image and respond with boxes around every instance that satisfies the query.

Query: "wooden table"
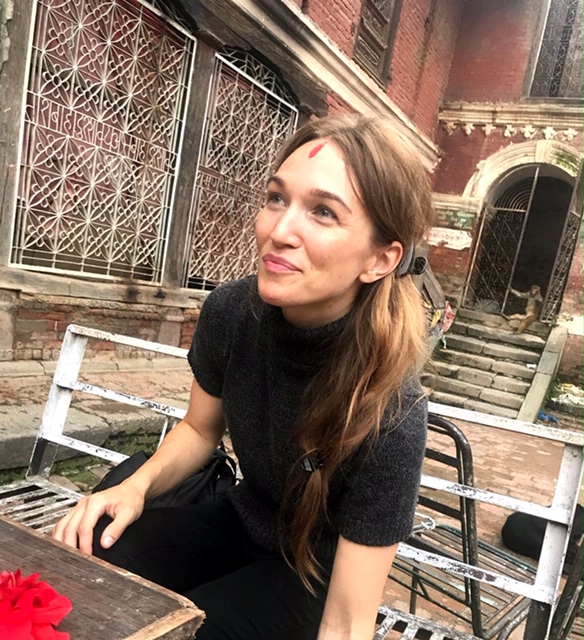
[0,516,204,639]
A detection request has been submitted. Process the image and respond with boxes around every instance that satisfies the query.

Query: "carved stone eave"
[433,193,482,213]
[440,101,583,137]
[176,0,440,169]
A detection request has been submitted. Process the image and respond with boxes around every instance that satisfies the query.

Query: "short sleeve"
[334,392,428,547]
[187,282,238,397]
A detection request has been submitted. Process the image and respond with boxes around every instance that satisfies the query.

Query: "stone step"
[462,398,519,420]
[437,349,495,371]
[429,375,484,399]
[479,387,524,409]
[427,374,525,409]
[443,334,540,364]
[429,391,518,419]
[433,349,536,381]
[429,361,459,378]
[455,308,550,338]
[450,322,546,352]
[492,360,537,381]
[483,343,540,364]
[426,367,531,396]
[455,308,512,329]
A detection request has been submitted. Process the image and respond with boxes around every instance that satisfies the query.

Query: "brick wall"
[558,333,584,386]
[433,128,518,194]
[427,245,471,302]
[326,90,356,115]
[445,0,539,102]
[0,290,202,362]
[388,0,463,138]
[305,0,361,57]
[306,0,462,138]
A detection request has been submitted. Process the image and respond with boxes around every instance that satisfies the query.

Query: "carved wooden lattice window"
[12,0,195,282]
[354,0,402,81]
[530,0,583,99]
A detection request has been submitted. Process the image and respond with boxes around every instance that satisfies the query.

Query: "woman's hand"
[52,480,146,555]
[53,378,225,556]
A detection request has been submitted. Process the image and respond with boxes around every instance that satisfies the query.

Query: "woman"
[54,114,434,639]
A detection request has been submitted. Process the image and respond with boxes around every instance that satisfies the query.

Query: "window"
[185,50,298,290]
[353,0,402,82]
[530,0,583,99]
[13,0,195,282]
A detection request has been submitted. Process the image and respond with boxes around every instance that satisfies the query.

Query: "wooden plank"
[0,516,204,639]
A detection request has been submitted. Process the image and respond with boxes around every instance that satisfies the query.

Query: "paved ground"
[0,360,581,638]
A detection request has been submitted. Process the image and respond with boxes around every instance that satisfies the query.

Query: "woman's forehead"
[278,139,350,182]
[273,140,367,213]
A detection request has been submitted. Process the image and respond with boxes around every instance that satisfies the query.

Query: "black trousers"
[92,497,332,639]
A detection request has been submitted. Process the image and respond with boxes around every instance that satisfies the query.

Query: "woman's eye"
[314,206,338,221]
[265,192,285,206]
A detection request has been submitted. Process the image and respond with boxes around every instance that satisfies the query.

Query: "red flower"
[0,570,72,640]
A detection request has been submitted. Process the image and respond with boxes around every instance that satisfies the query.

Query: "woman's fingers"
[52,487,144,555]
[53,496,90,548]
[100,503,142,550]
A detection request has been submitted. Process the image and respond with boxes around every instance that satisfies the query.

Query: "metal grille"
[541,211,581,320]
[463,180,535,313]
[12,0,195,282]
[185,51,298,290]
[530,0,583,99]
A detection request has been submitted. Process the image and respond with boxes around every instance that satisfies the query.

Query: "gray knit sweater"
[187,276,428,560]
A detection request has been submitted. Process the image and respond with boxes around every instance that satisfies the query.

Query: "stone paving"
[0,362,581,638]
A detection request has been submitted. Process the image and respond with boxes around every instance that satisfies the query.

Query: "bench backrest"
[27,324,189,477]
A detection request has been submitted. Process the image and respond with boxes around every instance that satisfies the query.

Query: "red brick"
[384,0,464,138]
[445,0,538,102]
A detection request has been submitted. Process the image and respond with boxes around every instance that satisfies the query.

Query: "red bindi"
[308,142,326,158]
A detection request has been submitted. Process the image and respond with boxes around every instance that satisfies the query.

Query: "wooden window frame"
[353,0,403,83]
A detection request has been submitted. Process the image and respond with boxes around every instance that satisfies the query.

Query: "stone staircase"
[424,308,554,420]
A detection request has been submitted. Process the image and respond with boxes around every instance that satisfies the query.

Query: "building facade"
[0,0,582,378]
[432,0,583,381]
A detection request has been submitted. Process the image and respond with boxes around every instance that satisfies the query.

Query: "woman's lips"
[262,253,301,273]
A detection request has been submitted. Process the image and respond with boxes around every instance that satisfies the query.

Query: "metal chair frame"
[390,414,537,638]
[386,402,583,640]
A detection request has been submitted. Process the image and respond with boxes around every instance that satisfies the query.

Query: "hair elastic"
[396,244,428,277]
[300,451,324,472]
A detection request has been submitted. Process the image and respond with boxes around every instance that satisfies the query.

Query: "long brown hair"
[276,115,435,590]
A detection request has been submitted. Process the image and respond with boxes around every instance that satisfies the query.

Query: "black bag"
[501,504,583,576]
[92,444,237,508]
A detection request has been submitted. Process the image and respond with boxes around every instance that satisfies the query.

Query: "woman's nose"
[269,207,302,247]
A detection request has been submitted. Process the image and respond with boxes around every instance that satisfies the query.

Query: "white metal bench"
[0,324,581,640]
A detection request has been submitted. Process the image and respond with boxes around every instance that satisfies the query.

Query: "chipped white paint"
[396,544,553,604]
[428,402,584,446]
[66,380,187,420]
[420,474,572,524]
[67,325,189,358]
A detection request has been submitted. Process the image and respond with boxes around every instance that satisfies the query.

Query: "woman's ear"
[359,241,404,284]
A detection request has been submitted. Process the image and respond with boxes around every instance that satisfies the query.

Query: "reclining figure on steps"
[506,285,543,333]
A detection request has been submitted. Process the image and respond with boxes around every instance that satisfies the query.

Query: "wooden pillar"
[0,0,35,266]
[162,40,216,289]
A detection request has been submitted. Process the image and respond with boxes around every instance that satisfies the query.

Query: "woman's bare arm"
[53,378,225,554]
[317,536,398,640]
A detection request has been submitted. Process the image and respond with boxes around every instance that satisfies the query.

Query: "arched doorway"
[462,163,580,321]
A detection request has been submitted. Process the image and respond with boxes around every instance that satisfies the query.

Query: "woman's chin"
[257,280,286,307]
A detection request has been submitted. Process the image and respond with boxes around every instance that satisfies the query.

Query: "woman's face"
[255,139,402,328]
